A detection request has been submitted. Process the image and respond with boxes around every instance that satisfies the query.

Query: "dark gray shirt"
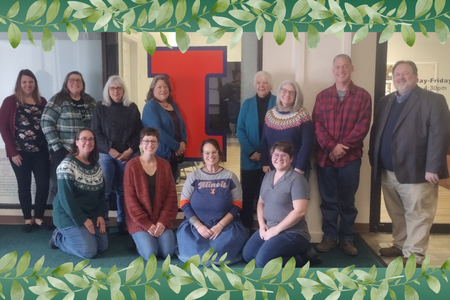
[259,168,310,241]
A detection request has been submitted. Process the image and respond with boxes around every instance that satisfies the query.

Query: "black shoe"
[34,222,54,231]
[22,224,33,233]
[49,229,59,249]
[118,222,128,235]
[301,247,322,266]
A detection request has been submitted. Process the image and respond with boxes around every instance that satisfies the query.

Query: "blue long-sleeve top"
[236,94,276,170]
[142,99,187,161]
[261,108,315,171]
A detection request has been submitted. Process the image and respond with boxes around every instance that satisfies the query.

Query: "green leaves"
[435,19,450,44]
[401,24,416,46]
[415,0,433,19]
[176,28,190,52]
[7,1,20,18]
[273,19,286,45]
[25,0,47,22]
[7,23,21,49]
[306,24,320,50]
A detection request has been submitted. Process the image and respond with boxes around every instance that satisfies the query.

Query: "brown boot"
[338,240,358,256]
[315,238,336,253]
[379,246,402,257]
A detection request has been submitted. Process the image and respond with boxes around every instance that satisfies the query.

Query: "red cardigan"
[124,156,178,235]
[0,95,47,157]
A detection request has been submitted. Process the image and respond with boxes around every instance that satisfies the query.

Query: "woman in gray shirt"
[242,140,310,267]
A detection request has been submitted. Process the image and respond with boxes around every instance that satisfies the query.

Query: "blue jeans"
[132,230,175,260]
[55,225,108,259]
[99,152,138,223]
[316,158,361,241]
[242,230,310,268]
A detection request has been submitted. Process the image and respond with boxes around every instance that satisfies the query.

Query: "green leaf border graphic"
[2,0,450,299]
[0,0,450,53]
[1,251,450,299]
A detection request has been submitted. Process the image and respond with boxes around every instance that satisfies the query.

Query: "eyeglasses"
[109,86,123,91]
[142,140,158,145]
[280,88,295,96]
[203,151,218,156]
[272,153,290,159]
[68,78,82,84]
[77,137,95,142]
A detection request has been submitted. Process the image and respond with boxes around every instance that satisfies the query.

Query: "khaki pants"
[381,170,438,263]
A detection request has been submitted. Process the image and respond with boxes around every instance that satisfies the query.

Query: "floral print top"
[15,103,46,152]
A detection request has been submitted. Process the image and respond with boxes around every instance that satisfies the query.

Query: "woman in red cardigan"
[0,69,51,232]
[124,127,178,260]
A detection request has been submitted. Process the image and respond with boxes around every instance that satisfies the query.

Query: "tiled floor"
[360,232,450,267]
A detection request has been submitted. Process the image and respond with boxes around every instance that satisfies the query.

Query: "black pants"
[240,169,265,229]
[9,150,50,220]
[47,148,69,202]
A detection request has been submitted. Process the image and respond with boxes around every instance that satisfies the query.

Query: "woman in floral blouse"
[0,69,51,233]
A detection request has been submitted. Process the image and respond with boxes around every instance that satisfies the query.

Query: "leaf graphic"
[64,274,90,289]
[426,275,441,293]
[401,24,415,47]
[404,285,419,300]
[175,0,186,24]
[7,24,21,49]
[126,257,144,284]
[145,285,159,300]
[205,269,225,290]
[379,23,395,43]
[27,27,37,46]
[156,0,174,27]
[46,0,61,24]
[16,252,30,277]
[229,9,254,21]
[435,19,450,44]
[281,257,295,283]
[352,25,368,43]
[186,287,208,300]
[273,19,286,45]
[107,0,128,10]
[10,281,24,300]
[306,24,320,50]
[230,26,243,49]
[7,2,20,18]
[415,0,433,18]
[255,16,265,40]
[192,0,200,18]
[291,0,310,19]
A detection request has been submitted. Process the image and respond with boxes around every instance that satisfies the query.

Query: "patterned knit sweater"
[53,155,105,228]
[261,107,315,171]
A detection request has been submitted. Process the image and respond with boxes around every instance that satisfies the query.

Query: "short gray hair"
[276,80,304,113]
[333,54,352,65]
[253,71,273,90]
[393,60,418,75]
[102,75,132,107]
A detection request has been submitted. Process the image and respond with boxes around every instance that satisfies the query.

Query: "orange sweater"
[123,156,178,234]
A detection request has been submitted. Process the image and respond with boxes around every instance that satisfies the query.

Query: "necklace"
[159,101,169,108]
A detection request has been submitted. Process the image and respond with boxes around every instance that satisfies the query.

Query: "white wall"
[263,32,377,242]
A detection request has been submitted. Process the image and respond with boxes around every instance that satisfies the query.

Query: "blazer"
[123,156,178,235]
[369,86,450,183]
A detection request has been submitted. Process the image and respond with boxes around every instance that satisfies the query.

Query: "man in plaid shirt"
[312,54,372,256]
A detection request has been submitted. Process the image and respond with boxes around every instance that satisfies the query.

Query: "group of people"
[1,53,449,268]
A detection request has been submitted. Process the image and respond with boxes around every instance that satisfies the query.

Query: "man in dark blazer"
[369,60,450,266]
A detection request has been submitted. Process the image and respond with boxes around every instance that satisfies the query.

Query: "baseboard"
[353,223,370,233]
[0,213,372,235]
